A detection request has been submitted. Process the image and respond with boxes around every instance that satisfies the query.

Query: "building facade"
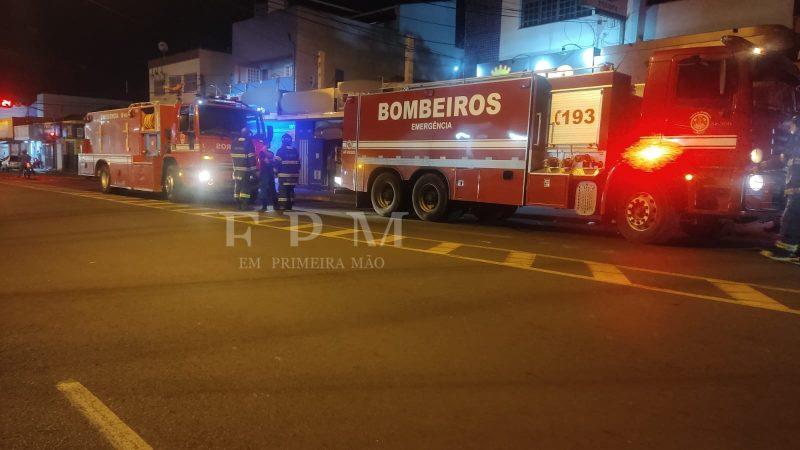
[232,1,464,114]
[1,94,126,171]
[28,93,129,119]
[148,49,235,104]
[464,0,798,81]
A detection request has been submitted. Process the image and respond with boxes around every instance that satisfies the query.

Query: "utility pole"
[404,34,415,84]
[635,0,648,43]
[317,50,326,89]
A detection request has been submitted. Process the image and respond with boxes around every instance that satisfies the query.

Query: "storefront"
[264,113,343,190]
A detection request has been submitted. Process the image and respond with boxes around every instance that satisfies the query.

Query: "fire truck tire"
[412,173,449,221]
[162,165,183,202]
[370,172,404,217]
[98,165,112,194]
[616,187,678,244]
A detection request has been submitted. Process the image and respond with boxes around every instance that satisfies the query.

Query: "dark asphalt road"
[1,175,800,449]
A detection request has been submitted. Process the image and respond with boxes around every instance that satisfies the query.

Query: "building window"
[520,0,591,28]
[76,127,84,139]
[183,73,197,93]
[268,64,294,79]
[153,76,165,95]
[247,67,261,83]
[165,75,183,94]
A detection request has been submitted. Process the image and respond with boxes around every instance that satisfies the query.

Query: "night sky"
[0,0,403,103]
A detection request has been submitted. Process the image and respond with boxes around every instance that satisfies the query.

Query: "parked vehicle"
[338,36,800,243]
[78,97,270,201]
[1,155,20,171]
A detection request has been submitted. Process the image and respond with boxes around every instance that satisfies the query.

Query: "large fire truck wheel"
[162,165,182,202]
[412,173,449,221]
[370,172,404,216]
[98,164,112,194]
[616,187,678,244]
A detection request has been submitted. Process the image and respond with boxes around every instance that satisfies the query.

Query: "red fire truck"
[340,36,800,243]
[79,97,269,200]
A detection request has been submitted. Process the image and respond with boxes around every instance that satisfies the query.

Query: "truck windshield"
[198,105,263,137]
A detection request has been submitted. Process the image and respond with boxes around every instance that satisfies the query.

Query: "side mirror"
[164,128,172,142]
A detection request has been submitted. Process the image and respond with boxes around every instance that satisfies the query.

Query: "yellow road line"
[170,207,213,213]
[281,223,317,231]
[504,251,536,268]
[712,282,791,313]
[256,217,287,224]
[425,241,461,255]
[378,234,403,246]
[322,229,357,238]
[6,181,799,316]
[56,381,152,450]
[587,262,632,286]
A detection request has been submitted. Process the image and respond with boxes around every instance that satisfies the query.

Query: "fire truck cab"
[340,35,799,244]
[79,97,269,200]
[607,36,800,242]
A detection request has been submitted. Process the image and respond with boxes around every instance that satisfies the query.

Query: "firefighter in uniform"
[258,148,277,212]
[231,128,258,210]
[275,133,300,210]
[761,116,800,264]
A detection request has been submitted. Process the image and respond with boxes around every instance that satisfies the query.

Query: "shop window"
[520,0,590,28]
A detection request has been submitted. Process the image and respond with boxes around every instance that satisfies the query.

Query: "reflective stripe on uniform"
[231,153,246,158]
[280,160,300,164]
[785,187,800,196]
[776,240,799,252]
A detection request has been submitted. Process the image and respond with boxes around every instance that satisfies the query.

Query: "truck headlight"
[748,174,765,192]
[750,148,763,164]
[198,170,212,182]
[334,176,342,186]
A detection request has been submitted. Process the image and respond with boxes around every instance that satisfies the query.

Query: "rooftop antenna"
[156,41,169,79]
